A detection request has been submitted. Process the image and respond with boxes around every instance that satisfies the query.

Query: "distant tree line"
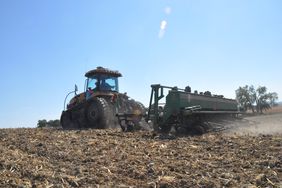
[236,85,278,113]
[37,119,61,128]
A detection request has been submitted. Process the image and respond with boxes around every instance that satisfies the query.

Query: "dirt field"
[0,112,281,187]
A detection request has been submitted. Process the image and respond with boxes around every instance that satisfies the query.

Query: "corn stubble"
[0,128,281,187]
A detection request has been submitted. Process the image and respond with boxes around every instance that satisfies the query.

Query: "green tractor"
[60,67,145,130]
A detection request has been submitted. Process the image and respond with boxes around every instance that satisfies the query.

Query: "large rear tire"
[86,97,115,129]
[60,111,80,130]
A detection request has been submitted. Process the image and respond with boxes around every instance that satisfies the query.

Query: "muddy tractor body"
[60,67,145,130]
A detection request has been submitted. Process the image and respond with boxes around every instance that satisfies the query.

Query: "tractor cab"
[85,67,122,99]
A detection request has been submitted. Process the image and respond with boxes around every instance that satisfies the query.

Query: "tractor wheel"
[194,125,205,135]
[135,101,146,115]
[175,126,188,135]
[86,97,114,129]
[159,124,172,133]
[60,111,80,130]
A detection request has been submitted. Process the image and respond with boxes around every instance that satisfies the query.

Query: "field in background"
[266,105,282,114]
[224,106,282,135]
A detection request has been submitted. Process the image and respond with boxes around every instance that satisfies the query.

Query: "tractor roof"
[85,67,122,78]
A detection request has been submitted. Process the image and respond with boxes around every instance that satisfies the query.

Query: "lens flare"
[160,20,167,30]
[158,20,167,39]
[164,6,171,15]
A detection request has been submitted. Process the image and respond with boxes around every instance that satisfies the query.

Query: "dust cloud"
[224,113,282,135]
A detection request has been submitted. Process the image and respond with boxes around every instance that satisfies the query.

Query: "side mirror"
[75,84,78,95]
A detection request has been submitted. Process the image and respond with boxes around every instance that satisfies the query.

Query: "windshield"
[86,75,119,92]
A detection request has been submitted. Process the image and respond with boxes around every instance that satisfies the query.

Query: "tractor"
[60,67,145,131]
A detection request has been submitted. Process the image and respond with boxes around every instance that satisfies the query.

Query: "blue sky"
[0,0,281,128]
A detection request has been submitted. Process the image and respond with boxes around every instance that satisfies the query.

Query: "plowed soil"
[0,114,281,187]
